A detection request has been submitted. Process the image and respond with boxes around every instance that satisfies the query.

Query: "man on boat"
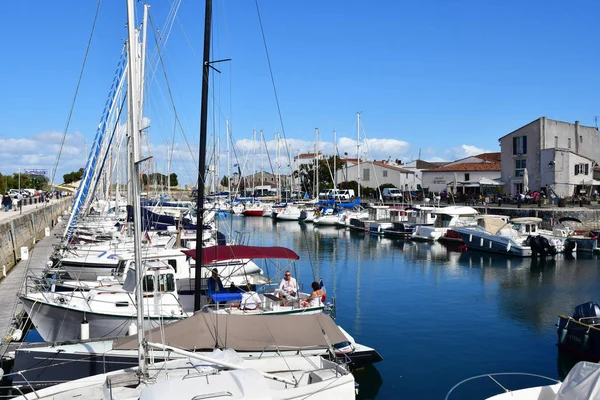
[278,270,298,305]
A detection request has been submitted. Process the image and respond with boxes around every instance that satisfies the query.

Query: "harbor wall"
[0,199,71,280]
[474,206,600,230]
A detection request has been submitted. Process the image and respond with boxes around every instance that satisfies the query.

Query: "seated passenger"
[303,281,325,308]
[278,270,298,305]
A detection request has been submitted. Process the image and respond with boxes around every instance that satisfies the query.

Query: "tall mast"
[194,0,212,312]
[357,112,361,199]
[226,119,231,196]
[315,128,319,198]
[252,129,256,194]
[126,0,146,376]
[333,129,337,189]
[260,130,264,190]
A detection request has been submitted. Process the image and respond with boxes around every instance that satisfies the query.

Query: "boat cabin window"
[143,275,155,292]
[436,214,454,228]
[167,259,177,272]
[157,273,175,292]
[115,260,128,275]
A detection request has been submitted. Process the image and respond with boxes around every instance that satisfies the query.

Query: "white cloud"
[445,144,493,160]
[0,131,87,181]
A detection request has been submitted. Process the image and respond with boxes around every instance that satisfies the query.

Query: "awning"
[182,245,300,264]
[458,177,504,187]
[583,179,600,186]
[113,313,347,351]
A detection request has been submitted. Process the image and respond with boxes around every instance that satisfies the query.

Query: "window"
[464,173,470,181]
[515,159,526,177]
[568,138,572,149]
[158,274,175,292]
[363,168,370,181]
[555,136,559,147]
[580,135,583,143]
[383,170,388,178]
[143,275,155,292]
[575,163,590,175]
[167,259,177,272]
[513,136,527,155]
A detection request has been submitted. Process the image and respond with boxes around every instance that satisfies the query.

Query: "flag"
[143,231,152,244]
[318,278,326,302]
[120,223,126,235]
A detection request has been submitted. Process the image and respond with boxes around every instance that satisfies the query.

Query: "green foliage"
[220,175,229,187]
[28,174,49,190]
[295,155,345,194]
[140,172,178,188]
[169,173,178,187]
[63,168,84,184]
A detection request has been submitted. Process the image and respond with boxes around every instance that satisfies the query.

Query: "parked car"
[332,189,355,201]
[382,187,403,200]
[318,189,337,200]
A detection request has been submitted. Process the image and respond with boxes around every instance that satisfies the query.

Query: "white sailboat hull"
[20,297,185,342]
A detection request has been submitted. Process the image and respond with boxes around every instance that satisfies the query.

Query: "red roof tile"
[425,162,501,172]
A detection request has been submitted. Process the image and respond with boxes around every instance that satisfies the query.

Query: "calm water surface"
[222,215,599,399]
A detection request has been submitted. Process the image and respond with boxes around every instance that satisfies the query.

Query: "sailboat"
[10,1,357,398]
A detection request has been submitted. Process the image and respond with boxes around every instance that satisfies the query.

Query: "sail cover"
[113,313,346,351]
[182,245,299,264]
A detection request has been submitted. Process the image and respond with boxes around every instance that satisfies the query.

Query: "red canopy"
[182,245,300,264]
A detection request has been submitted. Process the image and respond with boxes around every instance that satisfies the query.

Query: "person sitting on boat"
[302,281,325,308]
[278,270,298,305]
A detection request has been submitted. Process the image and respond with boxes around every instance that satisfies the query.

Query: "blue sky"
[1,0,599,185]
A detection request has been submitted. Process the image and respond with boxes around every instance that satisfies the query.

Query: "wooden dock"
[0,223,64,340]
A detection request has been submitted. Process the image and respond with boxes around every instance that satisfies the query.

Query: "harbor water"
[223,215,600,399]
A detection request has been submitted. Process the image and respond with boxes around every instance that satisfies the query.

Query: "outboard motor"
[573,302,600,325]
[564,239,577,254]
[526,235,556,258]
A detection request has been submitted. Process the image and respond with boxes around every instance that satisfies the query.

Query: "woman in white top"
[306,281,324,308]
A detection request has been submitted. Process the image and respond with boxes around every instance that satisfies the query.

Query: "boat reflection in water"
[354,365,383,400]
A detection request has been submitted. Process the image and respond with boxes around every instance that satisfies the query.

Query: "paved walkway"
[0,198,69,223]
[0,222,64,340]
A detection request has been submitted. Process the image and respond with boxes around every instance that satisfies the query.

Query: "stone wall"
[0,199,71,277]
[474,205,600,230]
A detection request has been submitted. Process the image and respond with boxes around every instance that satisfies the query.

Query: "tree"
[63,168,84,184]
[169,173,178,187]
[220,175,229,188]
[29,174,49,190]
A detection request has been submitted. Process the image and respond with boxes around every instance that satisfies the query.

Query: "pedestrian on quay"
[2,193,10,211]
[17,192,23,211]
[11,196,18,211]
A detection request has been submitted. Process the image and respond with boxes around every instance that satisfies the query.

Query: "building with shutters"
[499,117,600,198]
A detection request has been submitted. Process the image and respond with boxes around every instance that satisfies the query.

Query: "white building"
[499,117,600,197]
[421,153,501,193]
[336,160,416,191]
[401,159,449,190]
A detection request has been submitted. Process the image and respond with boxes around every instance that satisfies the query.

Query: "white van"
[332,189,355,201]
[382,187,403,200]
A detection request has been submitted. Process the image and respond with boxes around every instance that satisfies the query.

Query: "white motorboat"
[446,361,600,400]
[412,205,478,241]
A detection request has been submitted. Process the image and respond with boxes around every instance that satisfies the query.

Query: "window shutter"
[513,137,517,155]
[523,136,527,154]
[585,164,589,175]
[575,165,579,175]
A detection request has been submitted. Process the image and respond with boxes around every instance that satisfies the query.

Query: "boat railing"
[0,368,48,398]
[569,316,600,326]
[444,372,560,400]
